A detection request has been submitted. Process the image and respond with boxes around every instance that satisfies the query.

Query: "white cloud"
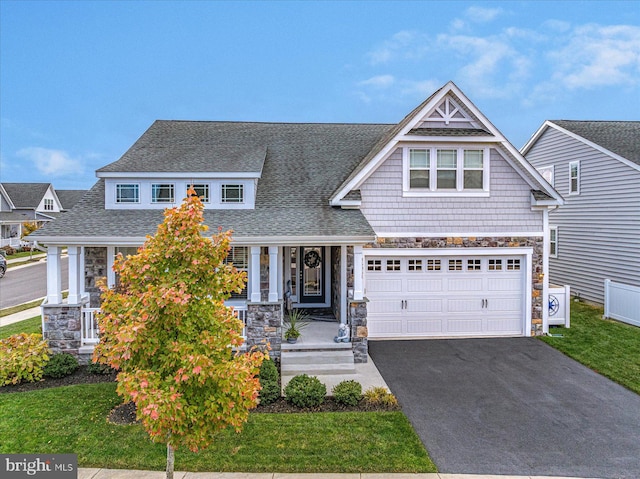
[550,24,640,89]
[17,147,85,177]
[367,30,430,65]
[358,75,396,89]
[464,6,503,23]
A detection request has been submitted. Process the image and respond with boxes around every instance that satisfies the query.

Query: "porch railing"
[80,304,248,347]
[81,308,101,346]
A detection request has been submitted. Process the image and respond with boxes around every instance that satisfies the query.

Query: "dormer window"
[116,184,140,203]
[190,184,210,203]
[403,146,489,195]
[152,184,175,203]
[44,198,54,211]
[222,184,244,203]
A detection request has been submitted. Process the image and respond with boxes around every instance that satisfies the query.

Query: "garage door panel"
[487,298,521,312]
[448,278,483,291]
[407,319,443,334]
[369,300,402,314]
[487,277,521,291]
[367,278,402,293]
[369,319,403,335]
[447,318,483,333]
[406,299,443,313]
[487,318,522,333]
[447,298,483,313]
[407,279,443,293]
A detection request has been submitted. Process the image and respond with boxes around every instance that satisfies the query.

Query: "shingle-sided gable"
[2,183,51,208]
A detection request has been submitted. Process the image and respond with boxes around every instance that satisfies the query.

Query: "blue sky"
[1,0,638,190]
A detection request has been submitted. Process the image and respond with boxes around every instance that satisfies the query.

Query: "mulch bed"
[0,365,117,394]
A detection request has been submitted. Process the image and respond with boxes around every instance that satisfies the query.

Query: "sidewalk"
[78,470,604,479]
[0,305,42,327]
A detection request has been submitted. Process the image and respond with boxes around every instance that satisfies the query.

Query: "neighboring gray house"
[31,82,562,362]
[522,120,640,304]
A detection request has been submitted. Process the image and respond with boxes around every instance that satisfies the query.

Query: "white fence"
[81,308,101,345]
[0,238,30,248]
[232,305,248,339]
[604,279,640,327]
[548,285,571,328]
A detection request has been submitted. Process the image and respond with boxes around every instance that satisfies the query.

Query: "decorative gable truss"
[330,81,562,208]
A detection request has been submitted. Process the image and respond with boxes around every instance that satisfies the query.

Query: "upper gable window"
[44,198,54,211]
[222,184,244,203]
[404,146,489,195]
[116,184,140,203]
[569,161,580,195]
[152,184,175,203]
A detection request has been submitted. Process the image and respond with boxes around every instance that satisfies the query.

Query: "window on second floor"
[550,226,558,258]
[221,184,244,203]
[189,184,210,203]
[116,184,140,203]
[152,184,175,203]
[44,198,54,211]
[404,146,488,194]
[569,161,580,195]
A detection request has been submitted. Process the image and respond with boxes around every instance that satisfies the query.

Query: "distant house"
[522,121,640,304]
[31,82,562,362]
[0,183,86,248]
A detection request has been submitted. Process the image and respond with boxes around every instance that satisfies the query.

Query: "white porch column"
[67,246,82,305]
[107,246,116,289]
[46,246,62,304]
[268,246,279,302]
[340,245,347,322]
[353,245,364,301]
[250,246,261,302]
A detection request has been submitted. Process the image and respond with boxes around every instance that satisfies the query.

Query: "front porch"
[41,243,370,364]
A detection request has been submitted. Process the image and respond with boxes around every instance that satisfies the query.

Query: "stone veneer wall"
[246,302,283,361]
[41,304,83,359]
[348,299,368,363]
[84,247,107,307]
[367,236,545,335]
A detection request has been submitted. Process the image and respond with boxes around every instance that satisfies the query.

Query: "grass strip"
[541,301,640,395]
[0,383,435,473]
[0,316,42,339]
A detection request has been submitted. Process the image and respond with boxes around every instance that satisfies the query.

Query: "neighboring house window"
[537,165,555,186]
[152,184,175,203]
[44,198,54,211]
[569,161,580,195]
[225,246,248,299]
[550,227,558,258]
[116,184,140,203]
[409,149,430,188]
[221,184,244,203]
[404,146,488,193]
[190,184,210,202]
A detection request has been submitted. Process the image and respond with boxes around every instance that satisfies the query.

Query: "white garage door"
[366,255,525,338]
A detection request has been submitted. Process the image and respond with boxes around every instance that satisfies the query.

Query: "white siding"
[526,127,640,304]
[359,147,542,234]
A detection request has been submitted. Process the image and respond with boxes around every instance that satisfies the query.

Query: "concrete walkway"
[79,470,604,479]
[0,305,42,327]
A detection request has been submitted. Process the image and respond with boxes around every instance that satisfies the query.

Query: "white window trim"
[550,226,558,258]
[569,161,580,195]
[221,184,245,204]
[115,183,140,204]
[151,183,175,204]
[402,145,490,197]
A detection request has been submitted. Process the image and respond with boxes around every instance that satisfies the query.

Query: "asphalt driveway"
[369,338,640,479]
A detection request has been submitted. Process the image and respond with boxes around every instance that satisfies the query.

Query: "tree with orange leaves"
[93,190,265,479]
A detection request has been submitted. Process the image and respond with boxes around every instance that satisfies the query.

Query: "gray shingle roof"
[552,120,640,166]
[2,183,50,208]
[33,122,393,241]
[56,190,87,210]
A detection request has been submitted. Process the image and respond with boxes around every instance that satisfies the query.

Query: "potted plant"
[284,309,308,344]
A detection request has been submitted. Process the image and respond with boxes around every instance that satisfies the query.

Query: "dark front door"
[299,246,325,303]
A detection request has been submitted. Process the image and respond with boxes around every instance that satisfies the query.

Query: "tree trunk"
[166,442,174,479]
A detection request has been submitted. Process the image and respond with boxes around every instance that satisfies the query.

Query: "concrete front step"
[281,350,354,365]
[282,361,357,376]
[281,341,352,352]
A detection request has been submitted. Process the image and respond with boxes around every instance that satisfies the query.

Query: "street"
[0,257,69,309]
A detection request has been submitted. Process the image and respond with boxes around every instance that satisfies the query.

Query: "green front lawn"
[0,383,435,473]
[0,316,41,339]
[541,301,640,395]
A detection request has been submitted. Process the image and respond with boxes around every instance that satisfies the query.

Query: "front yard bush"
[87,361,115,375]
[363,387,399,408]
[43,353,79,378]
[332,380,362,406]
[0,333,49,386]
[284,374,326,408]
[258,359,280,405]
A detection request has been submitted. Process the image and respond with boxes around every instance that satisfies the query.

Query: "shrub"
[332,379,362,406]
[0,333,49,386]
[88,361,115,375]
[363,386,399,408]
[258,359,280,405]
[43,353,79,378]
[1,246,16,256]
[284,374,326,408]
